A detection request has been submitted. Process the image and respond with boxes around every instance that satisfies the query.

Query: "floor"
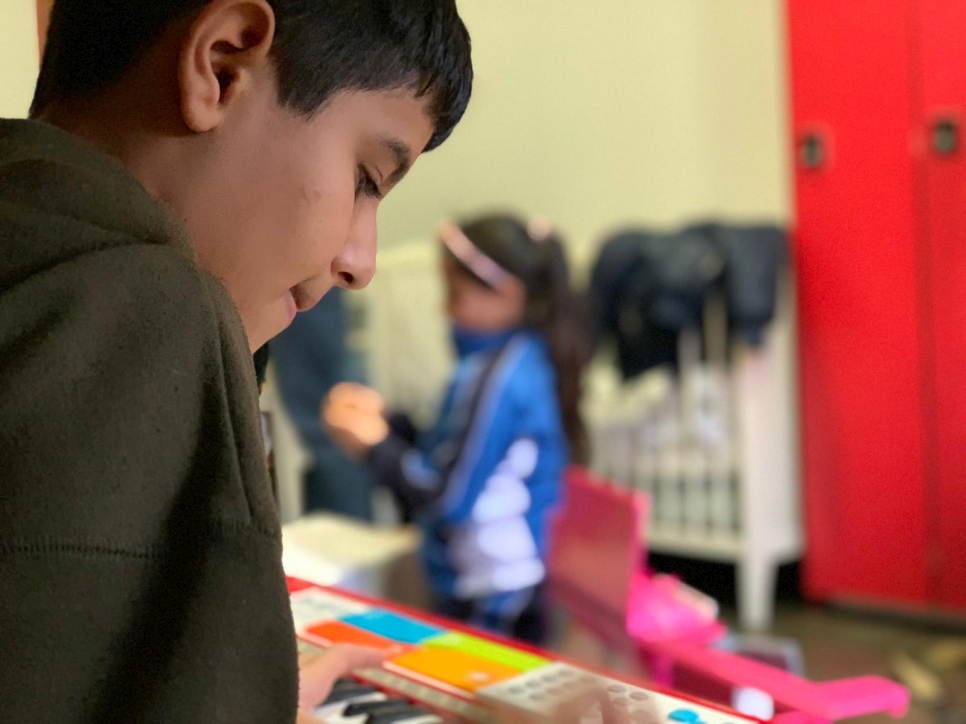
[552,602,966,723]
[768,604,965,723]
[381,550,966,722]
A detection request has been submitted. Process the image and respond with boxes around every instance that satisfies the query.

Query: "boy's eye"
[355,166,384,201]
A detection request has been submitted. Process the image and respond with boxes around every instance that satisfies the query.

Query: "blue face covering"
[450,325,519,358]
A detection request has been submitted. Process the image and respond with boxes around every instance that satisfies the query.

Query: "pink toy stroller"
[546,466,910,723]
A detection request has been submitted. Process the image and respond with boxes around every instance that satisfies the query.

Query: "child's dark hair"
[449,214,591,465]
[31,0,473,152]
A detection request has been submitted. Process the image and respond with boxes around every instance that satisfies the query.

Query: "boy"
[0,1,471,722]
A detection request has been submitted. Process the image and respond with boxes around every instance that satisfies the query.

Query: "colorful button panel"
[342,610,444,644]
[355,667,494,722]
[669,710,701,723]
[475,662,604,717]
[424,631,549,672]
[478,663,759,724]
[288,586,759,724]
[304,620,412,658]
[389,647,522,692]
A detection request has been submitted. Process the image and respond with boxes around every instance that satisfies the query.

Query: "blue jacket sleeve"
[430,338,534,525]
[367,338,534,524]
[367,431,448,511]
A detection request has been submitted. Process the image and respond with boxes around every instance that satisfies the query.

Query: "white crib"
[355,240,454,428]
[585,284,801,632]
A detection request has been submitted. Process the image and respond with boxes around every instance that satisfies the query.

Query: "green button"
[424,631,550,672]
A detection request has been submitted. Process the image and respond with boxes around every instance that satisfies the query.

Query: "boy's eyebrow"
[381,136,413,186]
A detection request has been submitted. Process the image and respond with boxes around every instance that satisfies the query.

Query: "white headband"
[438,220,513,288]
[527,216,554,243]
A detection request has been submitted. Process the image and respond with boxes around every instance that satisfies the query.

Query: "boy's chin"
[247,309,291,353]
[246,320,282,354]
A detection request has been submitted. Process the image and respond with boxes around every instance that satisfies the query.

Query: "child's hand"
[298,644,386,712]
[328,382,386,416]
[322,382,389,458]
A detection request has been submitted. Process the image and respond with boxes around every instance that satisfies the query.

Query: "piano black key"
[342,698,412,717]
[322,683,381,705]
[367,707,437,724]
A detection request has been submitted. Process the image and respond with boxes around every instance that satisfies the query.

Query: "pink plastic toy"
[547,466,911,723]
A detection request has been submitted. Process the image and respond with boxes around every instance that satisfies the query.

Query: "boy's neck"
[35,32,195,215]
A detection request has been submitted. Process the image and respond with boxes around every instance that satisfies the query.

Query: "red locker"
[916,0,966,610]
[788,0,959,610]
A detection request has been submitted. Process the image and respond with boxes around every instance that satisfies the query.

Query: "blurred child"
[325,213,589,644]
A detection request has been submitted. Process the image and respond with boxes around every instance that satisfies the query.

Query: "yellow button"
[390,647,522,692]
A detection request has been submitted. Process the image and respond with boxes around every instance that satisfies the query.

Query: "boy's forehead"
[336,86,433,122]
[314,87,437,161]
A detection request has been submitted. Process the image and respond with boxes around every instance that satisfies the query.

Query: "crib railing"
[585,288,801,631]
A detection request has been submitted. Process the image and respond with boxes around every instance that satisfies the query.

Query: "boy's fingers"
[547,688,630,724]
[491,686,640,724]
[323,644,387,672]
[298,645,386,710]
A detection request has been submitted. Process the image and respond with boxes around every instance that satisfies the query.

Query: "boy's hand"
[323,383,389,458]
[298,644,386,712]
[490,685,649,723]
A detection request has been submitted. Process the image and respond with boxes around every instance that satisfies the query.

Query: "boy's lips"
[285,286,324,324]
[291,285,323,313]
[284,291,298,323]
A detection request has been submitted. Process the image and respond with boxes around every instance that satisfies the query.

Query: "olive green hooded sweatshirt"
[0,119,298,723]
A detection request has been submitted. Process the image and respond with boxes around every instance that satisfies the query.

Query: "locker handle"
[797,132,826,170]
[931,118,959,156]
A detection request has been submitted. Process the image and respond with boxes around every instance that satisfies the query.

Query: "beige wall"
[0,0,39,118]
[379,0,791,257]
[0,1,791,249]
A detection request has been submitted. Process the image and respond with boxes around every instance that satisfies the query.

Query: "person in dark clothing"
[270,288,376,520]
[0,2,472,722]
[255,343,273,388]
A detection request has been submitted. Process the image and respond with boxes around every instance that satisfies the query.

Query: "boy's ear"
[178,0,276,133]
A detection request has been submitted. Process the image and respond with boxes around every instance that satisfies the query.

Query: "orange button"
[303,621,412,658]
[389,647,522,692]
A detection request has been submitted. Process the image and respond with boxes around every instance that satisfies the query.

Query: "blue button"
[668,711,700,723]
[341,610,443,644]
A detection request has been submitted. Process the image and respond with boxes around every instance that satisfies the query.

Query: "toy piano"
[289,577,768,724]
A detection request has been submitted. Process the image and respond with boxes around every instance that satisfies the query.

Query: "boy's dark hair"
[31,0,473,151]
